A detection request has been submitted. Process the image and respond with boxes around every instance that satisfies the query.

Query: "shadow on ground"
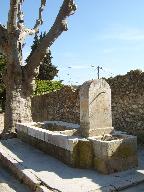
[0,165,31,192]
[1,139,144,192]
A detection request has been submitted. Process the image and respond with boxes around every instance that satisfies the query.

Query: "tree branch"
[7,0,19,33]
[17,0,25,29]
[33,0,46,33]
[24,0,76,78]
[0,25,8,55]
[17,0,46,42]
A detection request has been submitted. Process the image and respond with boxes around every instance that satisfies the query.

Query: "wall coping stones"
[36,121,80,129]
[16,122,79,152]
[17,121,138,174]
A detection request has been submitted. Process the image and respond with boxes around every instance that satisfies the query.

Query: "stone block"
[27,126,35,137]
[80,79,114,137]
[94,155,138,174]
[17,121,138,174]
[90,134,138,174]
[16,123,28,134]
[77,139,93,168]
[35,128,45,141]
[17,129,78,167]
[44,130,53,143]
[67,138,79,152]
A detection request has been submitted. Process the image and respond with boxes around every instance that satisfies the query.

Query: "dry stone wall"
[32,86,80,124]
[106,70,144,141]
[31,70,144,141]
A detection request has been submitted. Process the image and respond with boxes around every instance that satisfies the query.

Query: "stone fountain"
[16,79,138,174]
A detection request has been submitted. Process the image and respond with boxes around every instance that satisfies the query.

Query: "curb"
[0,139,144,192]
[0,146,54,192]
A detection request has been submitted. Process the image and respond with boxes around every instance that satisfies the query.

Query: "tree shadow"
[0,165,31,192]
[1,138,144,192]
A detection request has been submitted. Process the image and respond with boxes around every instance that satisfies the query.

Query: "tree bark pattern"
[0,0,76,136]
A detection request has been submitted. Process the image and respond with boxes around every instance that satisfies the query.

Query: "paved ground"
[0,120,144,191]
[122,182,144,192]
[0,161,144,192]
[1,138,144,192]
[0,165,31,192]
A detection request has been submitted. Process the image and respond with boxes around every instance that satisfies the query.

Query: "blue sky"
[1,1,144,84]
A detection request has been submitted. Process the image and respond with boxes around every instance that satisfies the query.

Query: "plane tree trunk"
[2,34,34,136]
[4,85,32,134]
[0,0,76,137]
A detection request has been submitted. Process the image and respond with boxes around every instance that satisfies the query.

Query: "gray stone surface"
[0,138,144,192]
[121,182,144,192]
[16,122,79,151]
[80,79,114,137]
[17,122,138,173]
[0,165,31,192]
[89,133,138,174]
[30,72,144,141]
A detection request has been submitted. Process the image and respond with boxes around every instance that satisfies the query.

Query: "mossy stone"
[72,139,93,168]
[112,144,136,158]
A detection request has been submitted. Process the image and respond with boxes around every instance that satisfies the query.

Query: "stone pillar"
[80,79,114,137]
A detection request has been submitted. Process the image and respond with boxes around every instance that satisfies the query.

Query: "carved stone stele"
[80,79,114,137]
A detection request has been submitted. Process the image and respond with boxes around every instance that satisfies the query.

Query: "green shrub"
[33,80,64,96]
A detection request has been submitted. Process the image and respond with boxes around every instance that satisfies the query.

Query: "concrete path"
[0,138,144,192]
[0,165,31,192]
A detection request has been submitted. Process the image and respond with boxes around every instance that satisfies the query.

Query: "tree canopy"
[27,33,59,81]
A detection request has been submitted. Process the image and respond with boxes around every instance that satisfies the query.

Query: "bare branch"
[0,25,8,55]
[7,0,19,33]
[33,0,46,33]
[17,0,46,41]
[17,0,25,29]
[24,0,76,78]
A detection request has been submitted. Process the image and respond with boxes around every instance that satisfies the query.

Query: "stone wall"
[31,70,144,141]
[32,86,80,124]
[106,70,144,142]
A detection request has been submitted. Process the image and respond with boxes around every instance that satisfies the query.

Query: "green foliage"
[33,80,64,96]
[27,32,58,80]
[0,34,60,111]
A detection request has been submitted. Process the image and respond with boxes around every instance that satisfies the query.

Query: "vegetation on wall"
[0,51,62,110]
[0,33,62,110]
[34,80,64,96]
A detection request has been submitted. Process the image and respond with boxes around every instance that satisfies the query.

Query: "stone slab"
[16,123,79,151]
[17,132,94,168]
[17,123,138,173]
[80,79,114,137]
[17,132,77,167]
[37,121,80,129]
[89,134,138,174]
[0,138,144,192]
[0,164,31,192]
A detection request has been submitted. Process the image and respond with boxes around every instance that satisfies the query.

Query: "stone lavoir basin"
[36,121,80,136]
[89,132,138,174]
[16,121,138,174]
[17,78,138,174]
